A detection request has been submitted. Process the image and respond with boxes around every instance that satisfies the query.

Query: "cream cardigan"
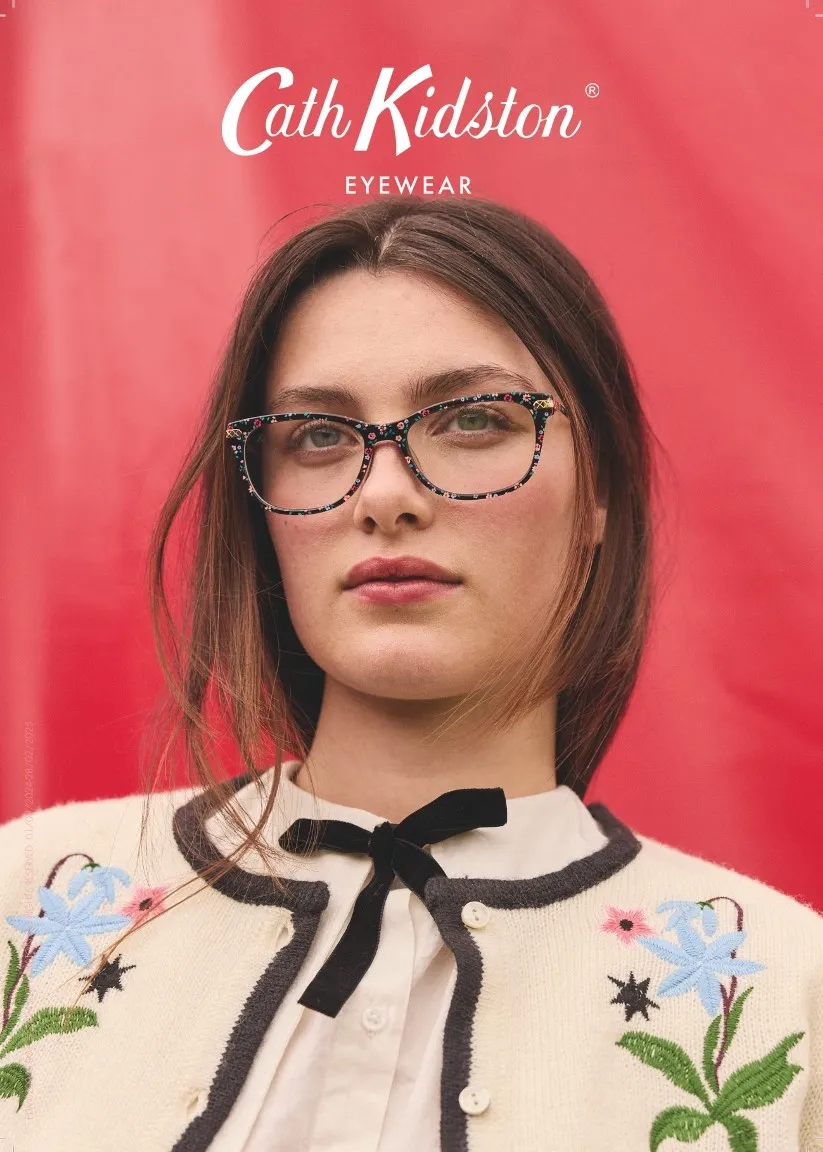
[0,764,821,1152]
[215,759,611,1151]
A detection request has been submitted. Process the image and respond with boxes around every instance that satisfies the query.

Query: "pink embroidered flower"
[600,906,655,946]
[120,885,170,926]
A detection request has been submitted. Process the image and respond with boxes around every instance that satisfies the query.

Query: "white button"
[361,1004,387,1033]
[461,901,491,929]
[459,1085,491,1115]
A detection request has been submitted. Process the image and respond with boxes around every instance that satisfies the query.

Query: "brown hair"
[70,195,670,1003]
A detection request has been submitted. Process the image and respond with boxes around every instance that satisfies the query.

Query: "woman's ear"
[594,502,607,547]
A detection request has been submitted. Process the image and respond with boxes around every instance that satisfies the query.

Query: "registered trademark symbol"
[585,83,600,98]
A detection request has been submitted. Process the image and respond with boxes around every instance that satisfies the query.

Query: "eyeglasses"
[225,390,568,516]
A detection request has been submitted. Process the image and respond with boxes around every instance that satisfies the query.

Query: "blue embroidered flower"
[638,922,765,1015]
[656,899,718,937]
[67,862,132,903]
[5,885,132,976]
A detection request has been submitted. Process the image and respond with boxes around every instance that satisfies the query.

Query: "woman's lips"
[346,578,462,604]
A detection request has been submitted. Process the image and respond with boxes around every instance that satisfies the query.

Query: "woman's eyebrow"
[267,365,538,414]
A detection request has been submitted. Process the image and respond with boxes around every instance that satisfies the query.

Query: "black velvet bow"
[278,785,508,1018]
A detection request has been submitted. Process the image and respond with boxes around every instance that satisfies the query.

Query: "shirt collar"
[172,760,641,914]
[267,759,609,881]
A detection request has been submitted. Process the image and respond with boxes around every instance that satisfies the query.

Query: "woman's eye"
[435,405,511,434]
[304,425,339,448]
[454,409,492,431]
[288,421,357,452]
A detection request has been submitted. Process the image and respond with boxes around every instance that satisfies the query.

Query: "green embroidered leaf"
[0,973,29,1048]
[617,1032,711,1109]
[702,1015,721,1094]
[3,940,20,1008]
[713,1032,805,1117]
[0,1005,98,1058]
[0,1061,31,1111]
[725,986,754,1052]
[650,1106,714,1149]
[719,1113,758,1152]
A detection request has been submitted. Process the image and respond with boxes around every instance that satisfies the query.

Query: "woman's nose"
[366,438,413,469]
[358,439,424,493]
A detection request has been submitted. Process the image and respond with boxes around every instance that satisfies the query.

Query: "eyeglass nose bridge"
[357,419,424,490]
[361,417,413,447]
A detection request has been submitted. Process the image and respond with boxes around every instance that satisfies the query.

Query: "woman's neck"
[292,678,559,823]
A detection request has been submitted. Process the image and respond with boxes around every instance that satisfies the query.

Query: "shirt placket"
[307,884,416,1151]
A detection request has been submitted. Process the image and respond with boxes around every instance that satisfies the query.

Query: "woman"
[1,197,820,1152]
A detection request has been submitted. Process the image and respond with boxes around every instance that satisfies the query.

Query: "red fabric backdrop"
[2,1,821,908]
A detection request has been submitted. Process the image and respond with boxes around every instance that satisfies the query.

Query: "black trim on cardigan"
[172,768,329,914]
[424,803,643,1152]
[170,907,323,1152]
[171,769,330,1151]
[170,770,643,1152]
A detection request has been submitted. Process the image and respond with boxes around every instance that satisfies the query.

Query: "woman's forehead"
[266,270,546,405]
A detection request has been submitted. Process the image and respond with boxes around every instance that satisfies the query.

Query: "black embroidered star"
[78,954,136,1003]
[607,972,660,1022]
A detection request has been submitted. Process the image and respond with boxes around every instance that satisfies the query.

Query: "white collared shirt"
[211,759,608,1152]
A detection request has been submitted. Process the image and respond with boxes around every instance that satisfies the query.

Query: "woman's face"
[264,268,595,701]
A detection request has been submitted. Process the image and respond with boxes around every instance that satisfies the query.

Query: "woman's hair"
[71,196,670,1001]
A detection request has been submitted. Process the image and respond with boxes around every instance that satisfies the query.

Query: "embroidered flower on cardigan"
[657,899,719,937]
[1,851,139,1113]
[608,894,805,1152]
[120,885,170,926]
[66,861,132,903]
[600,906,655,946]
[638,924,764,1017]
[6,886,132,977]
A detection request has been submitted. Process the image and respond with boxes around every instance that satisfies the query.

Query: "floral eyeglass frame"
[225,390,570,516]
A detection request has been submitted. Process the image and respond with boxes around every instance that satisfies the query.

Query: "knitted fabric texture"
[0,777,821,1152]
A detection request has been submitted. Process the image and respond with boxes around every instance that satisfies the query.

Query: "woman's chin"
[326,643,480,701]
